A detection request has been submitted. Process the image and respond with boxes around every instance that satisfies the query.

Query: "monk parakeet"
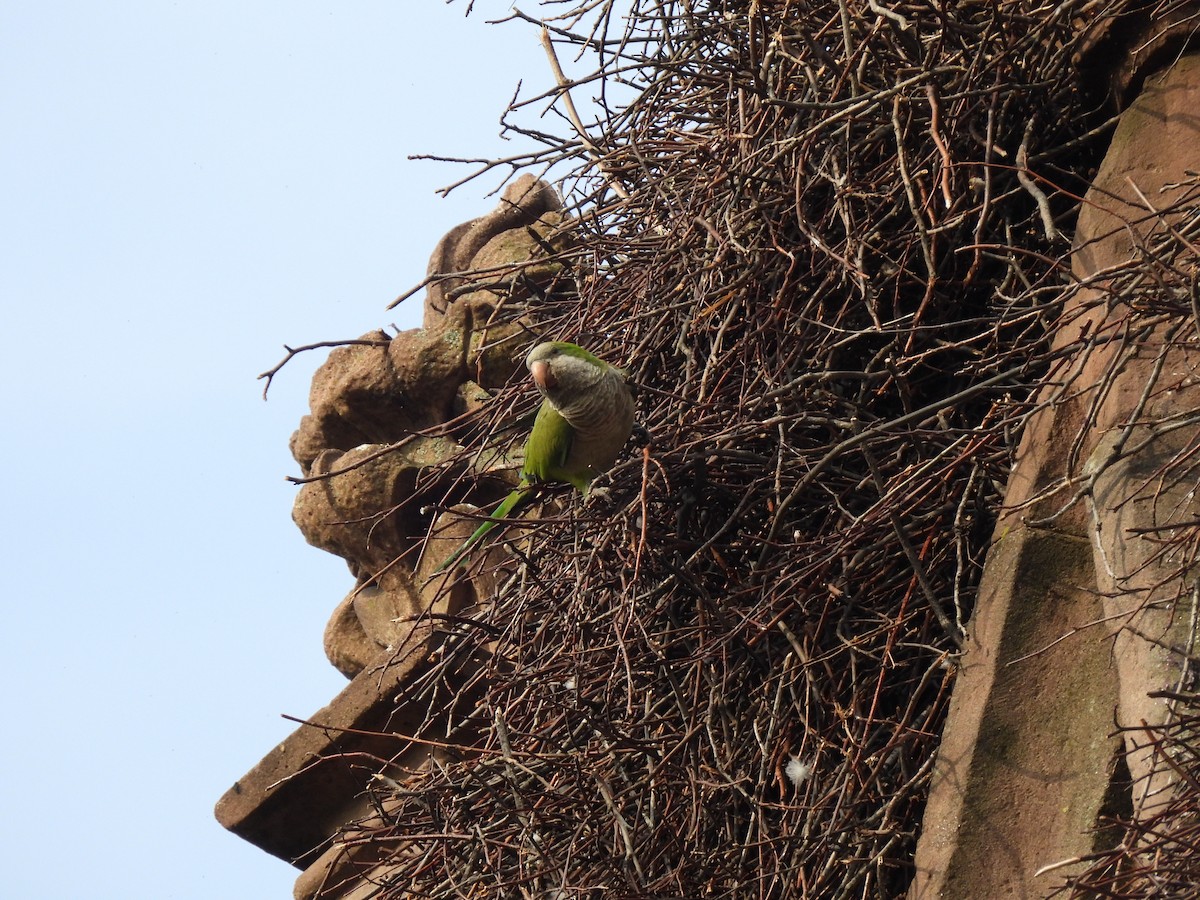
[435,341,636,572]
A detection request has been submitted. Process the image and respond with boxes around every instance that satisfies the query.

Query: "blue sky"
[1,2,559,896]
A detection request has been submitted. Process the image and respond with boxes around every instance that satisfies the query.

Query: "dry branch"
[302,2,1200,897]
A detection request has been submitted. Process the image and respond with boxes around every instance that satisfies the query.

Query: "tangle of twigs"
[300,2,1200,897]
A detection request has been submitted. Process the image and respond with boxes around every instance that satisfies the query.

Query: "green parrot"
[434,341,636,573]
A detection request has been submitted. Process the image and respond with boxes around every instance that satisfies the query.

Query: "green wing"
[522,400,577,485]
[434,399,576,573]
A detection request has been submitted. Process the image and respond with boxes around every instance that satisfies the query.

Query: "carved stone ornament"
[288,174,573,677]
[215,177,576,897]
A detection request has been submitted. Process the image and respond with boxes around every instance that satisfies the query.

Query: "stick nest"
[322,1,1200,896]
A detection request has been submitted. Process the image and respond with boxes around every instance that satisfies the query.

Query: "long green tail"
[433,486,535,573]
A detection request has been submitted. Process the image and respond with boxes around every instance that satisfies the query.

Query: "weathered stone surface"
[292,796,408,900]
[909,528,1121,897]
[912,52,1200,898]
[1074,1,1200,111]
[1088,425,1200,814]
[423,173,571,327]
[350,582,410,650]
[1066,58,1200,813]
[454,379,492,418]
[322,589,376,678]
[219,178,574,897]
[289,326,466,475]
[285,177,571,681]
[215,639,488,873]
[292,436,461,578]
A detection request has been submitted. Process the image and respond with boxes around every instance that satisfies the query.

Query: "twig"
[258,338,391,399]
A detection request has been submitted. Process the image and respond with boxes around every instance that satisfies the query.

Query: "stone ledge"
[215,644,437,868]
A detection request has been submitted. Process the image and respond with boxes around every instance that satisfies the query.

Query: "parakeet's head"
[526,341,614,397]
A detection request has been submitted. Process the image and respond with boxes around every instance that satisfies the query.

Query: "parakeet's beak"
[530,359,556,391]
